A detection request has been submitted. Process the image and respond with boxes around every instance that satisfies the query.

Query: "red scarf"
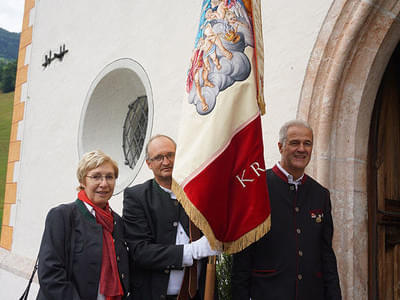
[78,190,123,300]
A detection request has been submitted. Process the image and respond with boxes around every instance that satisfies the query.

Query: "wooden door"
[368,43,400,300]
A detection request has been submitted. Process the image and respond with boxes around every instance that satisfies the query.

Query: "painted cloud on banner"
[186,0,254,115]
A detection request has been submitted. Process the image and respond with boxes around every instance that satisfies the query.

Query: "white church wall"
[262,1,334,166]
[11,0,201,258]
[1,0,335,298]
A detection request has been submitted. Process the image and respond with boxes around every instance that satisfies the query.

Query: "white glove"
[189,236,221,260]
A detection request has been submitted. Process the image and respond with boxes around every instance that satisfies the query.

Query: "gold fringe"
[251,0,266,116]
[257,94,266,115]
[172,179,271,254]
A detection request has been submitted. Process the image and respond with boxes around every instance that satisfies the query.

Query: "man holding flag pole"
[123,135,220,300]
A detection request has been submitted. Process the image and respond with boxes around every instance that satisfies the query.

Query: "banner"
[172,0,270,254]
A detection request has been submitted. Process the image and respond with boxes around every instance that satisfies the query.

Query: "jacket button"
[126,292,130,297]
[164,269,170,274]
[117,256,120,262]
[298,250,303,256]
[298,274,302,280]
[290,185,295,191]
[173,221,178,227]
[121,273,125,279]
[295,207,299,212]
[296,228,301,234]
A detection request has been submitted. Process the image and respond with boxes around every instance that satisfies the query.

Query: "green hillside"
[0,28,20,61]
[0,91,13,229]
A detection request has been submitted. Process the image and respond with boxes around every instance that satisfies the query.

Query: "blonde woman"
[37,150,132,300]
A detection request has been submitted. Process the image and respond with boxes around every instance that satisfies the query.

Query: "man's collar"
[276,162,304,185]
[158,183,177,199]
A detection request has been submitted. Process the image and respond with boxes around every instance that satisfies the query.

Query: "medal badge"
[310,209,324,223]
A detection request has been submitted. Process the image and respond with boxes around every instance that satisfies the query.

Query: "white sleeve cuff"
[182,244,194,266]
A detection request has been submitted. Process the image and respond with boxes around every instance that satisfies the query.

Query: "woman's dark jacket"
[37,199,132,300]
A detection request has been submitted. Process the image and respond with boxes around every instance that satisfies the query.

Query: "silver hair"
[145,134,176,159]
[278,119,313,145]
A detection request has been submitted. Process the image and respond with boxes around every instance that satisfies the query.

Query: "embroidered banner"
[172,0,270,254]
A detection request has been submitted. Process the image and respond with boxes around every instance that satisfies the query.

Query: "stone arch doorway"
[368,42,400,300]
[297,1,400,299]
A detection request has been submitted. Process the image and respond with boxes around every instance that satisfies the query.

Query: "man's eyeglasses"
[149,152,175,162]
[86,174,116,183]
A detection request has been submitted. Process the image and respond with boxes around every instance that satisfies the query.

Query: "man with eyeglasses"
[231,120,342,300]
[123,134,219,300]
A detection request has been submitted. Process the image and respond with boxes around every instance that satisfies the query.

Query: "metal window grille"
[123,96,148,169]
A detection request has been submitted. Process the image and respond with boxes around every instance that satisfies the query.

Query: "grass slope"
[0,91,13,229]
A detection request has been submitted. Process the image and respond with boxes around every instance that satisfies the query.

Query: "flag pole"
[204,256,217,300]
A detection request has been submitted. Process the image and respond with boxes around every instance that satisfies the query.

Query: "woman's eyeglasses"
[86,174,116,183]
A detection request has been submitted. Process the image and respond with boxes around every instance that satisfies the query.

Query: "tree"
[0,28,20,60]
[1,59,17,93]
[0,59,5,83]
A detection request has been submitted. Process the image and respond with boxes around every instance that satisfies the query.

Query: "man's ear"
[146,159,152,169]
[278,142,283,154]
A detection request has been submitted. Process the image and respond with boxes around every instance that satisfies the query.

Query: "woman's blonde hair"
[76,150,119,190]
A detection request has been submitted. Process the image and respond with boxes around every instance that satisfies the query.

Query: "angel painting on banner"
[186,0,257,115]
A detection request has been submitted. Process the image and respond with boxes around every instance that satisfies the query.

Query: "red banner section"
[183,115,270,243]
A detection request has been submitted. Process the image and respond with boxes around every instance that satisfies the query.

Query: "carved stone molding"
[298,0,400,298]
